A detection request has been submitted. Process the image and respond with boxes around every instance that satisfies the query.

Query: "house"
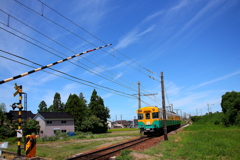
[107,120,112,129]
[5,110,35,122]
[33,112,74,137]
[113,120,129,128]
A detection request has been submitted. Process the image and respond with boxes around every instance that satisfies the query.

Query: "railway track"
[66,122,190,160]
[66,137,150,160]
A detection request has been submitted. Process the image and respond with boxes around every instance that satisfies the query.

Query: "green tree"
[22,119,40,135]
[79,92,87,104]
[88,89,110,133]
[80,115,103,132]
[37,101,48,112]
[53,92,62,112]
[221,91,240,126]
[48,105,54,112]
[65,94,87,131]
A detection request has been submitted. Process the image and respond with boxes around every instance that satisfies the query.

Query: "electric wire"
[3,1,159,102]
[14,0,158,82]
[0,8,140,93]
[0,51,152,106]
[37,0,161,79]
[0,22,139,93]
[0,25,152,106]
[1,1,164,107]
[0,52,135,99]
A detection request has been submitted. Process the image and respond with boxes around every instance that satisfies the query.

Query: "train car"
[136,106,181,136]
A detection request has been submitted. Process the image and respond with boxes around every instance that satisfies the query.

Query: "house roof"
[6,110,35,120]
[36,112,74,119]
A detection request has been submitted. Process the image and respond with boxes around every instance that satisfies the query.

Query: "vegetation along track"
[66,122,189,160]
[66,137,150,160]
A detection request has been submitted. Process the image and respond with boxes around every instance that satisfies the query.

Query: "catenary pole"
[161,72,168,140]
[0,44,112,84]
[138,82,141,109]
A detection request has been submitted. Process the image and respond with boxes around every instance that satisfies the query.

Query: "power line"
[0,42,111,84]
[0,23,139,93]
[0,8,139,92]
[2,1,166,106]
[0,52,135,99]
[14,0,160,81]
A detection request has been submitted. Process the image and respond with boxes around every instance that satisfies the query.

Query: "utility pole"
[161,72,168,141]
[138,82,141,109]
[134,81,157,109]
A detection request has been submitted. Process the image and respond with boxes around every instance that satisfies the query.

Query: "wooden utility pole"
[138,82,141,109]
[161,72,168,141]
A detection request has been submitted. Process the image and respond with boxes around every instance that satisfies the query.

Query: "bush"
[116,149,133,160]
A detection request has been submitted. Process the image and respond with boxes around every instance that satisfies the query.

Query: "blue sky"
[0,0,240,121]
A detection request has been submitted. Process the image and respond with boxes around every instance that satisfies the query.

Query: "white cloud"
[114,25,155,49]
[192,70,240,90]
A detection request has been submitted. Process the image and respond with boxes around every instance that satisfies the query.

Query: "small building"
[107,120,112,129]
[33,112,74,137]
[113,120,129,128]
[5,110,35,122]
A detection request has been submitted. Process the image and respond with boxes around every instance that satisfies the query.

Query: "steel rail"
[66,137,149,160]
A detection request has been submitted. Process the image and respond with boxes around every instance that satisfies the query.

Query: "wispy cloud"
[114,25,155,49]
[192,70,240,90]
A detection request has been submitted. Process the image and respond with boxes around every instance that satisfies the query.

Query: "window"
[47,121,52,124]
[138,114,143,120]
[146,113,150,119]
[152,112,159,119]
[61,130,66,133]
[61,121,66,123]
[40,131,43,134]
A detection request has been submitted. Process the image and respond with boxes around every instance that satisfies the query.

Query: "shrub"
[116,149,133,160]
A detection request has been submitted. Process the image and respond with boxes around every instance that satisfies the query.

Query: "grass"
[107,128,139,132]
[140,124,240,160]
[3,130,140,160]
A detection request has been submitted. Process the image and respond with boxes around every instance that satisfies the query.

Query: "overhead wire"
[2,1,167,107]
[0,8,142,93]
[36,0,161,80]
[0,51,151,106]
[14,0,159,85]
[0,51,135,98]
[0,22,139,93]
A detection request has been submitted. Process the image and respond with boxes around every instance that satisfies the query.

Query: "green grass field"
[3,129,140,160]
[140,124,240,160]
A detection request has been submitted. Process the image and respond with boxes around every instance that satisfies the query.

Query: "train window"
[152,112,159,119]
[146,113,150,119]
[138,114,143,120]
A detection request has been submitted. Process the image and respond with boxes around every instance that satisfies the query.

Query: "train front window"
[138,114,143,120]
[152,112,159,119]
[146,113,150,119]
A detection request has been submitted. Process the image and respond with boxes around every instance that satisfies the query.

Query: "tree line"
[38,89,110,133]
[191,91,240,126]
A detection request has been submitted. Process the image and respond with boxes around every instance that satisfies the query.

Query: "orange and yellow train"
[136,106,181,136]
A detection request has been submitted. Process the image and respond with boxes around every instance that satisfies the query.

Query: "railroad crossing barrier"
[25,135,36,158]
